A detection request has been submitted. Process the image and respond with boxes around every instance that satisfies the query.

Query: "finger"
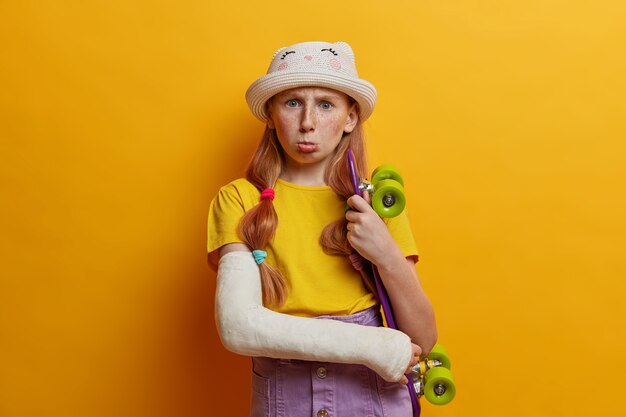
[347,194,370,213]
[344,209,359,222]
[362,189,371,204]
[412,343,422,358]
[399,375,408,385]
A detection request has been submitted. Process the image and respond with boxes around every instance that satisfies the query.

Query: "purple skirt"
[250,306,412,417]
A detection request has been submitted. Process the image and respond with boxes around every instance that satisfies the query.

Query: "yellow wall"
[1,1,625,416]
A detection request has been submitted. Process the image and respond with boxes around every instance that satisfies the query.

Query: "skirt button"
[317,409,329,417]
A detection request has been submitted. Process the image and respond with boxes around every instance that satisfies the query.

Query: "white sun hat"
[245,41,377,122]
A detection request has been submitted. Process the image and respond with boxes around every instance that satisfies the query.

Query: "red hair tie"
[260,188,275,201]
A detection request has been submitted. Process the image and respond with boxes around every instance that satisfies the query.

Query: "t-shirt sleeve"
[384,208,419,262]
[206,181,249,270]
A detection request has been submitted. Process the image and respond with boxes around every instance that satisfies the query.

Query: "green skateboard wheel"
[424,367,456,405]
[371,179,405,218]
[426,344,452,370]
[371,164,404,187]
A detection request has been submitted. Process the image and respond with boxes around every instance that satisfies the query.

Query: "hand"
[345,191,397,266]
[398,343,422,385]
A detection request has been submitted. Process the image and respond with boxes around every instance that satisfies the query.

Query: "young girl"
[207,40,437,417]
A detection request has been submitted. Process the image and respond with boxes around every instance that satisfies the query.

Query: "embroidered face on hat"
[246,41,377,122]
[267,41,357,78]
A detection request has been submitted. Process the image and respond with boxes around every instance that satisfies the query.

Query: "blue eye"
[320,102,332,110]
[287,100,298,107]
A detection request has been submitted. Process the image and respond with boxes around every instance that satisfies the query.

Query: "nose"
[300,105,315,132]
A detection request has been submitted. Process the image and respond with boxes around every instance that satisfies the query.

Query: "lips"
[297,142,318,153]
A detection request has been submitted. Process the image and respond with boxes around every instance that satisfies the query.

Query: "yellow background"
[1,1,625,416]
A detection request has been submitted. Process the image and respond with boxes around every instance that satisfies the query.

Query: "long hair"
[237,126,286,307]
[319,121,378,296]
[238,100,372,307]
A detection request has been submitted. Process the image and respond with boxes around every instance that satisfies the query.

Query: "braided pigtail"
[319,122,378,296]
[238,127,288,307]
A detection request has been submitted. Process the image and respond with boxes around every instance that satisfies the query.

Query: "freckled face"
[266,86,358,170]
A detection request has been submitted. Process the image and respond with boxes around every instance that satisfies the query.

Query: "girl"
[207,41,437,417]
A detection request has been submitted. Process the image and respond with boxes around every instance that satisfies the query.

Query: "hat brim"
[245,71,377,122]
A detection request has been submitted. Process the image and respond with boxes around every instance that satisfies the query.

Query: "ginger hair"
[238,98,374,307]
[319,121,378,297]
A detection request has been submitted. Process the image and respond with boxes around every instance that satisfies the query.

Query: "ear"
[343,102,359,133]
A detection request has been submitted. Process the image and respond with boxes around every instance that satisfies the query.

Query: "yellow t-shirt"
[207,177,419,317]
